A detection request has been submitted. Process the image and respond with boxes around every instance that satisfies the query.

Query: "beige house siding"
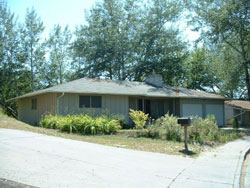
[16,92,225,127]
[225,104,234,125]
[58,93,129,122]
[17,93,57,125]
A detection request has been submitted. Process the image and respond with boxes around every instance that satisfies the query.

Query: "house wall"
[225,104,234,125]
[58,93,129,122]
[128,97,174,116]
[225,106,250,127]
[242,111,250,126]
[234,109,250,127]
[180,98,225,126]
[17,93,57,125]
[16,92,226,127]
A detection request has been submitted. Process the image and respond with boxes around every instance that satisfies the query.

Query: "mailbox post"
[177,118,193,152]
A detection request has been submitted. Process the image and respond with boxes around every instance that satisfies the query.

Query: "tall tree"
[133,0,187,85]
[22,8,44,91]
[211,44,246,98]
[0,0,30,115]
[73,0,141,80]
[70,27,86,80]
[72,0,187,85]
[183,48,216,91]
[45,25,71,85]
[188,0,250,100]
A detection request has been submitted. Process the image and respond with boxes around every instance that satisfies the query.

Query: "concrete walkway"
[0,129,249,188]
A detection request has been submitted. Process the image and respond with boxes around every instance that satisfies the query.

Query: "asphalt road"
[0,129,249,188]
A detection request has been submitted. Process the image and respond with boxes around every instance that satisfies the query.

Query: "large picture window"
[79,96,102,108]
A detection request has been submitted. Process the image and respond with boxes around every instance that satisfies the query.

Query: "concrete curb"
[235,145,250,188]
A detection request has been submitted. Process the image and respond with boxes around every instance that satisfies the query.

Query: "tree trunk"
[109,62,113,80]
[30,43,34,92]
[243,61,250,101]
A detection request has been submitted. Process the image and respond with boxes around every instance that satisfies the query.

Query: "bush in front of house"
[189,115,219,144]
[40,114,61,129]
[155,114,182,141]
[129,109,149,129]
[231,118,239,129]
[40,114,121,135]
[129,113,244,145]
[109,114,126,128]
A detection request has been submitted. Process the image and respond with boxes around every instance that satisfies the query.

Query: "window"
[31,99,37,110]
[91,96,102,108]
[79,96,90,108]
[79,96,102,108]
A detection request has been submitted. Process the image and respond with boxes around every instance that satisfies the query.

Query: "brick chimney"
[146,74,163,87]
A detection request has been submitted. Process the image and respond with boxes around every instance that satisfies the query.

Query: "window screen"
[31,99,37,110]
[79,96,90,108]
[91,96,102,108]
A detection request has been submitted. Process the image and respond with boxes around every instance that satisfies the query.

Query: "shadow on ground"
[179,149,197,156]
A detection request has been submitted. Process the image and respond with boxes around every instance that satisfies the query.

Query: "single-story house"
[9,74,225,126]
[225,100,250,127]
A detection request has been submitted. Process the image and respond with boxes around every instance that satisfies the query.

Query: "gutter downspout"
[57,92,64,115]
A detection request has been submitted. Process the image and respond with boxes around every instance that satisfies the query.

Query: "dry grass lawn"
[0,113,206,157]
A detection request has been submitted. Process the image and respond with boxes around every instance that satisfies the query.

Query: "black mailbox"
[177,118,193,126]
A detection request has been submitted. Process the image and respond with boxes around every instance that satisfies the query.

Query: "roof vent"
[146,74,163,87]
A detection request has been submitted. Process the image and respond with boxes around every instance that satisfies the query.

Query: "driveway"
[0,129,249,188]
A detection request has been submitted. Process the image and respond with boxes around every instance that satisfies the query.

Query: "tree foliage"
[188,0,250,100]
[22,8,45,91]
[183,48,216,91]
[43,25,72,86]
[0,0,30,115]
[1,0,249,117]
[72,0,187,86]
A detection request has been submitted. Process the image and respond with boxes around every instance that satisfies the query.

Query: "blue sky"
[7,0,199,42]
[7,0,98,38]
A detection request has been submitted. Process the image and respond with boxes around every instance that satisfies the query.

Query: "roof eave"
[7,91,50,102]
[7,90,225,102]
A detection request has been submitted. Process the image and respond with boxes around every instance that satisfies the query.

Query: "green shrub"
[109,114,126,128]
[134,113,244,145]
[39,113,121,135]
[105,119,122,134]
[40,114,60,129]
[57,116,78,133]
[189,116,219,145]
[129,109,148,129]
[156,114,181,141]
[232,118,239,129]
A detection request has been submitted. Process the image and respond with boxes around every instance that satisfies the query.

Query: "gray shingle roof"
[9,77,225,101]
